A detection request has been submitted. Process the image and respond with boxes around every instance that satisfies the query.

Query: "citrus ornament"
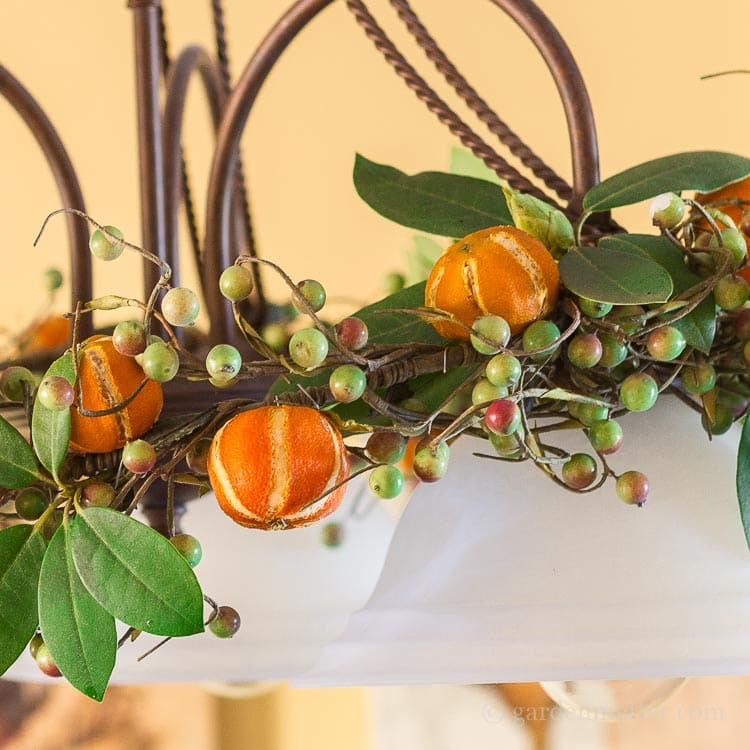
[208,404,350,529]
[69,336,163,454]
[424,225,559,340]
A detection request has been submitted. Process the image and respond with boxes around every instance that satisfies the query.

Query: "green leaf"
[0,525,46,674]
[737,415,750,551]
[503,188,574,258]
[354,154,511,237]
[409,367,474,413]
[599,234,715,352]
[0,416,41,489]
[406,235,444,283]
[449,146,503,185]
[32,352,75,483]
[583,151,750,213]
[38,525,116,701]
[69,507,203,637]
[559,246,673,304]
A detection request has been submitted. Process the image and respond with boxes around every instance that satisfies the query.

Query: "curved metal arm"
[489,0,599,211]
[0,65,92,337]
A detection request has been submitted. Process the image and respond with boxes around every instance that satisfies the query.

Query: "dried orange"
[69,336,163,454]
[208,404,350,529]
[696,176,750,230]
[20,315,71,354]
[424,225,559,339]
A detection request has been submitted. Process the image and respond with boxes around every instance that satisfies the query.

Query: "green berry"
[598,333,628,368]
[561,453,597,490]
[161,287,200,327]
[365,432,407,464]
[566,333,602,369]
[80,482,116,508]
[289,328,329,369]
[206,344,242,383]
[170,533,202,567]
[219,265,254,302]
[329,365,366,403]
[620,372,659,412]
[321,521,344,548]
[609,305,646,335]
[383,272,406,295]
[186,437,212,475]
[15,487,48,520]
[710,227,748,265]
[471,378,508,405]
[0,366,36,402]
[714,275,749,310]
[122,439,156,474]
[368,465,405,499]
[615,470,649,506]
[261,323,289,353]
[578,298,612,318]
[140,341,180,382]
[29,632,44,659]
[649,192,685,229]
[646,326,686,361]
[43,267,63,292]
[489,431,523,458]
[413,440,450,483]
[702,403,733,435]
[209,605,241,638]
[335,317,369,350]
[34,641,62,678]
[470,315,510,355]
[293,279,326,314]
[522,320,561,362]
[576,402,609,427]
[89,225,124,261]
[681,363,716,395]
[113,320,147,357]
[37,375,74,411]
[485,353,522,388]
[588,419,623,455]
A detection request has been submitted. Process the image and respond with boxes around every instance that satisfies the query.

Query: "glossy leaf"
[39,524,116,701]
[0,416,41,489]
[409,368,474,413]
[32,352,75,483]
[70,507,203,637]
[737,415,750,551]
[559,246,673,304]
[354,154,511,237]
[0,525,46,674]
[599,234,715,352]
[583,151,750,213]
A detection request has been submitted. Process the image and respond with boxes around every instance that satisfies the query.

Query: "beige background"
[1,0,748,330]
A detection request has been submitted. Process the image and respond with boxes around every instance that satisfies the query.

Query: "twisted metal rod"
[389,0,573,203]
[345,0,561,207]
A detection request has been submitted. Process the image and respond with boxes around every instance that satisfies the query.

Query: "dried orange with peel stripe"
[696,175,750,230]
[425,225,559,339]
[69,335,163,454]
[208,404,350,530]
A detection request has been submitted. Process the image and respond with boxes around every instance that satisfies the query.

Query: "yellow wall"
[1,0,748,329]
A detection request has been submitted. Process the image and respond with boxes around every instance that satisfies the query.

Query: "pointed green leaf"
[406,235,444,283]
[449,146,503,184]
[503,188,574,258]
[599,234,715,352]
[583,151,750,213]
[409,367,474,413]
[737,416,750,551]
[39,524,116,701]
[0,524,46,674]
[0,416,41,489]
[69,507,203,637]
[559,246,673,304]
[32,352,75,482]
[354,154,511,237]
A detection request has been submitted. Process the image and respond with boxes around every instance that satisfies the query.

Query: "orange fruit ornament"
[208,404,350,530]
[425,225,559,339]
[69,336,163,454]
[20,315,71,354]
[696,175,750,231]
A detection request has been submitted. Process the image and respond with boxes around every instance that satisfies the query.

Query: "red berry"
[484,399,522,436]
